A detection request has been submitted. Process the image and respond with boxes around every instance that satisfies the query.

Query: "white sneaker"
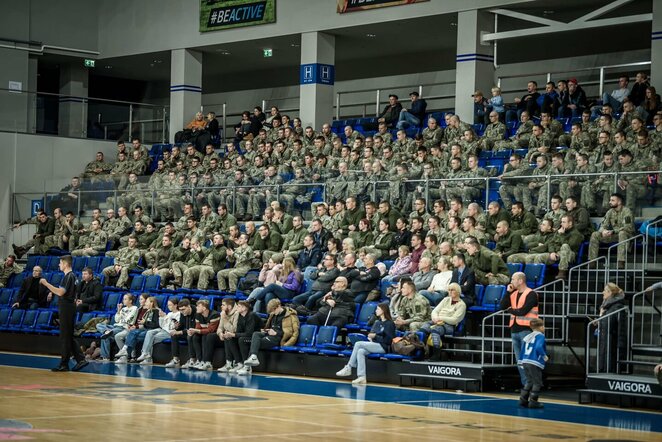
[217,361,234,373]
[336,365,352,377]
[139,357,153,365]
[352,376,367,385]
[244,354,260,367]
[193,361,206,370]
[136,353,149,362]
[236,365,252,375]
[115,346,128,357]
[115,355,128,364]
[181,359,196,369]
[228,363,244,373]
[201,361,213,371]
[164,358,180,368]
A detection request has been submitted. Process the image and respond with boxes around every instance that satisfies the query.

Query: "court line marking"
[1,359,660,435]
[396,398,506,404]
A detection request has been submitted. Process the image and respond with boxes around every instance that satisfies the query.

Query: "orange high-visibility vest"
[509,287,539,327]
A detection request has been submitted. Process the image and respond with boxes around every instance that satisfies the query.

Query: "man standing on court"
[500,271,539,388]
[40,255,88,372]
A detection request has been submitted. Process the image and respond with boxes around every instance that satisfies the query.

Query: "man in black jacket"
[450,252,476,306]
[12,266,50,309]
[377,94,403,128]
[348,253,381,304]
[76,267,103,312]
[297,235,322,270]
[292,254,340,310]
[306,277,355,328]
[222,300,262,373]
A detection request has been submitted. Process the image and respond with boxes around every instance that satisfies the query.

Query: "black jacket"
[297,245,322,269]
[348,266,381,294]
[17,276,50,308]
[316,289,355,320]
[450,267,476,306]
[235,312,262,338]
[77,277,103,310]
[310,267,340,293]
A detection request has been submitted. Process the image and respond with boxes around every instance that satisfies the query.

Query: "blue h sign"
[31,200,43,217]
[300,63,335,85]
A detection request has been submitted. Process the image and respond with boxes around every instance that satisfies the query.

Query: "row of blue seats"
[24,255,114,274]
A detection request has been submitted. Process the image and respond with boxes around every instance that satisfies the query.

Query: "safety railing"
[496,61,651,100]
[0,87,168,143]
[586,306,630,375]
[334,81,457,120]
[607,234,645,294]
[567,257,608,317]
[535,279,566,343]
[644,216,662,269]
[480,310,514,366]
[629,288,662,351]
[203,103,301,144]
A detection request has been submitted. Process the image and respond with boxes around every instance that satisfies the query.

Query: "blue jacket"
[519,330,547,369]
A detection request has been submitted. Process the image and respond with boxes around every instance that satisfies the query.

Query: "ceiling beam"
[488,8,561,26]
[571,0,634,24]
[482,13,651,42]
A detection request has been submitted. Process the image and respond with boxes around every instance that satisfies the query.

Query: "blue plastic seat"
[507,263,523,275]
[523,263,546,288]
[470,285,506,312]
[0,308,10,328]
[103,292,122,311]
[86,256,103,273]
[144,275,161,291]
[129,275,146,292]
[72,257,87,273]
[345,302,377,331]
[0,289,12,306]
[5,309,25,330]
[10,272,26,289]
[25,255,40,271]
[280,324,317,352]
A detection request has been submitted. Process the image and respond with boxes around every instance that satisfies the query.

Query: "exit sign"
[84,59,95,68]
[263,48,272,57]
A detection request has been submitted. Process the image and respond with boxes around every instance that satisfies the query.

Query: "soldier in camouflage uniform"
[508,215,583,280]
[494,111,533,151]
[567,153,596,204]
[517,155,550,215]
[114,173,148,211]
[280,168,311,213]
[143,223,178,268]
[422,117,443,147]
[459,129,481,157]
[549,153,573,200]
[71,220,108,256]
[499,154,531,210]
[248,166,282,218]
[107,206,133,249]
[0,255,22,289]
[141,235,174,283]
[584,151,619,216]
[616,150,646,213]
[81,151,113,185]
[214,204,237,236]
[464,237,510,286]
[41,208,66,253]
[588,193,635,268]
[102,238,144,286]
[155,171,180,221]
[61,211,84,251]
[539,112,563,146]
[219,169,251,220]
[481,111,507,151]
[394,280,432,332]
[217,233,253,292]
[164,237,194,288]
[182,233,228,290]
[109,151,132,190]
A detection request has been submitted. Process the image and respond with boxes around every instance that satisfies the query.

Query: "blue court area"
[1,352,660,433]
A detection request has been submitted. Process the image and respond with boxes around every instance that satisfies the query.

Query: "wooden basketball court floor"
[0,352,659,441]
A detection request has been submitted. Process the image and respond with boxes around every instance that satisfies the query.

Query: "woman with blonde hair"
[594,283,627,372]
[420,283,467,360]
[254,257,301,313]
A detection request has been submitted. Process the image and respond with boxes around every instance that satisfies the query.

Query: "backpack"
[391,332,424,356]
[237,273,260,293]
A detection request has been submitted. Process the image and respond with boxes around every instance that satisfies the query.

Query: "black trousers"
[520,364,543,401]
[225,337,252,363]
[306,312,349,329]
[191,333,226,362]
[59,304,83,365]
[240,331,280,358]
[170,335,193,359]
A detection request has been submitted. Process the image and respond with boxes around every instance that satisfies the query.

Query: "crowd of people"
[4,76,662,391]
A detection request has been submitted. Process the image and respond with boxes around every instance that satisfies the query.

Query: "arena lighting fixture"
[543,10,555,15]
[104,65,113,69]
[290,43,300,48]
[153,59,163,63]
[366,33,376,37]
[216,49,231,55]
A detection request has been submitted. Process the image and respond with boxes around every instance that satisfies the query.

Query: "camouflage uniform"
[499,163,531,209]
[102,245,142,288]
[395,293,432,332]
[467,247,510,286]
[71,229,108,256]
[217,244,253,292]
[481,121,507,151]
[182,245,228,290]
[588,207,635,262]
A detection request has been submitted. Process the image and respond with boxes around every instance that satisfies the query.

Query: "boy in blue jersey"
[519,318,548,409]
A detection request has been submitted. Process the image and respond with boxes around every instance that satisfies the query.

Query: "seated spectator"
[75,267,103,312]
[306,276,356,328]
[136,297,180,365]
[419,256,453,305]
[494,220,524,262]
[297,234,322,269]
[217,233,253,293]
[394,279,431,332]
[396,91,427,130]
[253,257,301,313]
[643,86,661,125]
[377,94,403,128]
[382,245,412,284]
[222,301,262,375]
[234,111,261,144]
[115,295,160,364]
[12,265,50,310]
[588,193,635,269]
[292,254,339,310]
[165,299,195,368]
[559,78,587,118]
[488,86,505,121]
[246,255,283,304]
[411,256,438,292]
[420,283,467,359]
[112,293,149,363]
[464,237,510,286]
[450,252,476,306]
[596,75,630,116]
[175,111,209,148]
[472,90,490,125]
[96,293,138,361]
[506,80,540,122]
[336,302,395,385]
[202,298,239,372]
[242,299,300,374]
[348,253,381,303]
[183,299,220,370]
[0,255,22,288]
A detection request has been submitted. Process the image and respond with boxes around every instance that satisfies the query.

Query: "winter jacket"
[520,330,548,369]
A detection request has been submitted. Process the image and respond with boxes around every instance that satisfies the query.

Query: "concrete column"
[454,10,495,123]
[299,32,335,130]
[0,49,29,133]
[652,1,662,88]
[169,49,202,142]
[58,62,89,138]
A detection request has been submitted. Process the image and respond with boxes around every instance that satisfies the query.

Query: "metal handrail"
[644,217,662,268]
[480,309,511,366]
[586,306,629,376]
[629,289,661,351]
[1,87,166,108]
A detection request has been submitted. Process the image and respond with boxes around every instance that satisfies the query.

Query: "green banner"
[200,0,276,32]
